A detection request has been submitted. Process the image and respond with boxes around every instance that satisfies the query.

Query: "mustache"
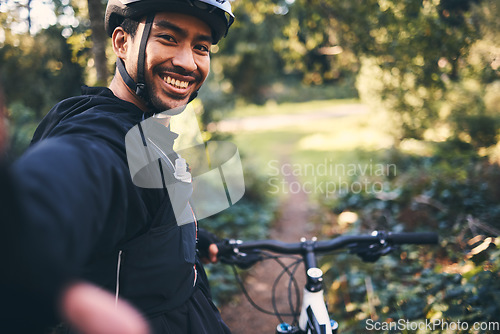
[154,65,201,81]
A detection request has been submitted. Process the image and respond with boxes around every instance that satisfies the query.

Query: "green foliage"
[278,0,498,143]
[0,14,84,158]
[445,79,500,149]
[205,0,499,148]
[204,0,359,113]
[276,0,359,85]
[0,0,96,158]
[200,163,279,304]
[320,146,500,333]
[0,24,83,119]
[211,0,288,103]
[6,102,39,160]
[352,0,499,142]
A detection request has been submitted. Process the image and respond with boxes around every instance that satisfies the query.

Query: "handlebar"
[216,230,439,327]
[218,231,438,257]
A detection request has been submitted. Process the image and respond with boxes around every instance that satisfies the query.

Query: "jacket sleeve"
[0,134,136,331]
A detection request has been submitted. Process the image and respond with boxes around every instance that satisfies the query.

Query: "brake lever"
[215,238,238,257]
[349,242,399,263]
[216,239,264,269]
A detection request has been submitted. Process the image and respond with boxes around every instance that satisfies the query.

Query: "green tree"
[0,3,84,157]
[326,0,498,144]
[0,24,83,117]
[215,0,498,145]
[210,0,288,103]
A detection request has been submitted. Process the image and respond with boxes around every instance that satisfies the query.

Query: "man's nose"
[172,46,197,73]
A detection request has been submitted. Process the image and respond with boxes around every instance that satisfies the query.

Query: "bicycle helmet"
[105,0,234,109]
[105,0,234,44]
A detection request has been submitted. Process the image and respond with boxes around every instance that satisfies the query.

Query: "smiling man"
[0,0,234,333]
[110,12,213,111]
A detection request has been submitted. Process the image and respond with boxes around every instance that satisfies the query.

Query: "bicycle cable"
[270,255,303,325]
[288,255,303,326]
[229,252,303,320]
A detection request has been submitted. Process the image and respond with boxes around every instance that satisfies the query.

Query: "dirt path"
[219,161,317,334]
[217,102,368,332]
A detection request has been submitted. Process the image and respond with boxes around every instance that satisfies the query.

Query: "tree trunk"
[0,83,7,153]
[27,0,32,33]
[87,0,109,85]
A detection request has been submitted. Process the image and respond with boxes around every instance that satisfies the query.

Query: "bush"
[319,146,500,333]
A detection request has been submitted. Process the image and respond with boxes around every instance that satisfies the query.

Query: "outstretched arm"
[0,117,149,333]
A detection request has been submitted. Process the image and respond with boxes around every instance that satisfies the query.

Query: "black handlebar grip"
[388,232,439,245]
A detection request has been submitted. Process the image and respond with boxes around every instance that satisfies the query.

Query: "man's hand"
[198,228,220,264]
[60,281,150,334]
[205,243,219,264]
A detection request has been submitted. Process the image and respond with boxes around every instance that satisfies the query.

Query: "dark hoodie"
[0,86,200,332]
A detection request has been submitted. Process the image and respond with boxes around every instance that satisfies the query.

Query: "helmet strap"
[136,13,155,97]
[116,58,137,93]
[115,13,155,101]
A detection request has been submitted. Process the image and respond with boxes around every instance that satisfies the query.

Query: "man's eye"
[159,35,175,43]
[196,45,210,53]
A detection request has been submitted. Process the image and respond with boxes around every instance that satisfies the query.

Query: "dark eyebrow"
[154,19,213,44]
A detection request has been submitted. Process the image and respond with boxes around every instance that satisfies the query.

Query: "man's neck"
[109,74,148,112]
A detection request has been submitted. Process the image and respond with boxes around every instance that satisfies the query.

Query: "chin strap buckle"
[135,83,145,97]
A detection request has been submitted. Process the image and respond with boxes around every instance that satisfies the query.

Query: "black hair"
[120,17,140,39]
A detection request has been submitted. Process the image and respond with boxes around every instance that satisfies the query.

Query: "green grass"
[227,98,360,118]
[227,101,396,202]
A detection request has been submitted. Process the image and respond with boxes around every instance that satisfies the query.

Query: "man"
[0,0,234,333]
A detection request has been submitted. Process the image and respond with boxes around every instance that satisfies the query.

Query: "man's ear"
[112,27,129,60]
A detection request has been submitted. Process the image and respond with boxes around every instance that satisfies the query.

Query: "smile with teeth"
[163,75,190,89]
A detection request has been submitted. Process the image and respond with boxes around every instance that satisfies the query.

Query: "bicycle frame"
[297,274,334,334]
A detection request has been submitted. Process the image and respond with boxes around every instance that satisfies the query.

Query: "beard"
[146,83,192,114]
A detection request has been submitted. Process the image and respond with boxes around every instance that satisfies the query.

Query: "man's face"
[126,12,212,111]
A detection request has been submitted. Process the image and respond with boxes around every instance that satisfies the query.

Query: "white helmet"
[105,0,234,43]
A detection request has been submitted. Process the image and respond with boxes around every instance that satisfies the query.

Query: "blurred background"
[1,0,499,333]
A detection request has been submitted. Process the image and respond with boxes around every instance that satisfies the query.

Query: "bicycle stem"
[301,238,318,270]
[301,238,323,293]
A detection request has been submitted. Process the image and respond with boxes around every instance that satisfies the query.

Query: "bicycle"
[217,230,439,334]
